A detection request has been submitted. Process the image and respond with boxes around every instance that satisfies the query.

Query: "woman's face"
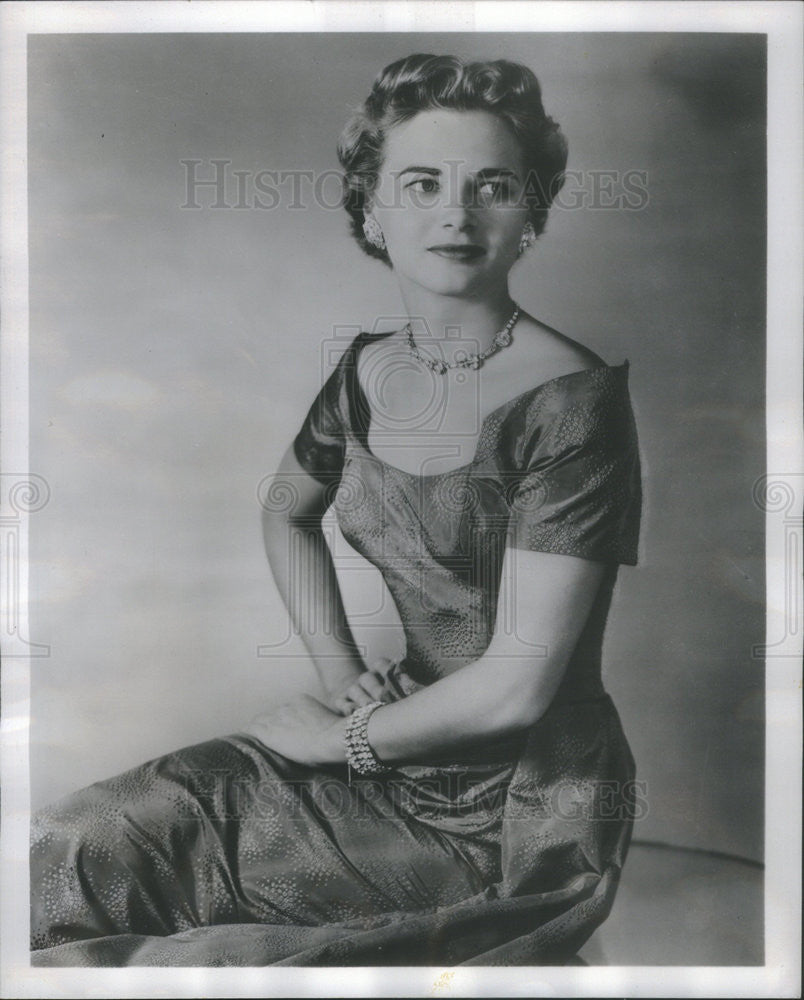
[370,109,530,299]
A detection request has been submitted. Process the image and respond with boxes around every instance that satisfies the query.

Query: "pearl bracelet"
[344,701,389,778]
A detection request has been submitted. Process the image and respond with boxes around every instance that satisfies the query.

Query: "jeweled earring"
[518,220,537,256]
[362,214,386,251]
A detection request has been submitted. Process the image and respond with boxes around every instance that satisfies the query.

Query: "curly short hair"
[337,54,568,264]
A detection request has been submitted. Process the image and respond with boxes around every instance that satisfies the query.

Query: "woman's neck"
[397,285,518,356]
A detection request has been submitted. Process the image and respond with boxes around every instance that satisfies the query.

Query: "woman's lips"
[427,245,486,261]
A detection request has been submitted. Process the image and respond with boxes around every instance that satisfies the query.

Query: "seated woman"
[30,53,642,967]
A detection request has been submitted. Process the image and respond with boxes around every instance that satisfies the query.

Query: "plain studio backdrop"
[28,32,765,878]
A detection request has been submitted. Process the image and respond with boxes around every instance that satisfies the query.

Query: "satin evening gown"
[31,329,641,966]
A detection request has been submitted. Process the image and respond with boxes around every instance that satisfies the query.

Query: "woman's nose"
[438,181,477,229]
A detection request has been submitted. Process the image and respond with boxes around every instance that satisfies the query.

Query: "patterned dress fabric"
[31,329,642,966]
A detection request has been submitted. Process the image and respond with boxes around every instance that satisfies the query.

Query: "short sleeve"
[292,342,354,486]
[507,365,642,565]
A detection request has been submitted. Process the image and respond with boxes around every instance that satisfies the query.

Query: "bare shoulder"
[355,329,403,391]
[513,313,605,375]
[485,313,606,403]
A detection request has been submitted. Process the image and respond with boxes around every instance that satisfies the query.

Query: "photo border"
[1,2,801,996]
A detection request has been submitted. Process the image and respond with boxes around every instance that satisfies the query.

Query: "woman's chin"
[403,268,500,299]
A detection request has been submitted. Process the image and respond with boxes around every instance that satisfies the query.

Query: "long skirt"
[30,695,637,966]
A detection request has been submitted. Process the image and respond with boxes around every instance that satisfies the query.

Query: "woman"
[31,54,641,967]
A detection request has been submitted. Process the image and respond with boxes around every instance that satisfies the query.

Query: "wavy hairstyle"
[337,54,568,265]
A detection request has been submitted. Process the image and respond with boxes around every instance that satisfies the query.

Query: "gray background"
[29,32,765,864]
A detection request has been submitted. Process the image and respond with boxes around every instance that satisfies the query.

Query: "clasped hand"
[245,658,402,766]
[331,657,397,715]
[245,693,346,767]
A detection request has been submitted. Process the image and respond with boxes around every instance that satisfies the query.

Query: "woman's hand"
[245,694,347,766]
[331,657,407,715]
[331,661,389,716]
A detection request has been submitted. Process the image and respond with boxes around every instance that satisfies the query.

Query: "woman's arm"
[249,546,607,764]
[365,548,607,762]
[261,444,367,702]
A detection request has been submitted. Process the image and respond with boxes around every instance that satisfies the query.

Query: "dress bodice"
[293,329,641,698]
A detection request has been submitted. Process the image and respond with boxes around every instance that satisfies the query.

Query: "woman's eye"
[477,180,506,199]
[406,177,439,194]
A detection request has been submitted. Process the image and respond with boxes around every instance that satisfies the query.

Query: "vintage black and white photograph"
[1,1,801,996]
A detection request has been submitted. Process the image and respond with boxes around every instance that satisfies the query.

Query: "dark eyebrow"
[395,166,520,181]
[476,168,520,181]
[396,166,441,177]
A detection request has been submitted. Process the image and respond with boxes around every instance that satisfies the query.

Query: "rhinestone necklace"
[405,306,521,374]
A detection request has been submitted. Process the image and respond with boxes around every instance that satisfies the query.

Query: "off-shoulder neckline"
[347,333,630,480]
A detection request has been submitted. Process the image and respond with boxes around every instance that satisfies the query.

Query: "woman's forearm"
[310,645,566,767]
[262,511,366,697]
[365,650,559,763]
[247,643,564,771]
[357,555,604,764]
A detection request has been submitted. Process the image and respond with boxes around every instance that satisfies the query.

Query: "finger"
[332,696,354,716]
[344,683,375,708]
[357,671,385,700]
[398,671,422,696]
[332,688,362,713]
[368,657,395,676]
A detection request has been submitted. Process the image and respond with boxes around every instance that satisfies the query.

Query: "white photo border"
[1,2,801,997]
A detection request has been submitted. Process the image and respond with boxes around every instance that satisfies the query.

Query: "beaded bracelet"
[344,701,389,780]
